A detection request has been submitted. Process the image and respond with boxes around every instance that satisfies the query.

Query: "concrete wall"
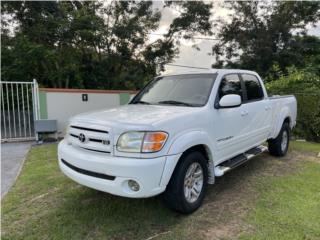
[39,88,137,136]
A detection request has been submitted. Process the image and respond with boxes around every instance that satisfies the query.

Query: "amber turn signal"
[142,132,168,152]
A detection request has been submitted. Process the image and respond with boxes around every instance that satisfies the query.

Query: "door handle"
[265,106,271,111]
[241,110,248,116]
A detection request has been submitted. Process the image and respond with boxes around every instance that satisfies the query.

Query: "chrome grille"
[68,124,111,154]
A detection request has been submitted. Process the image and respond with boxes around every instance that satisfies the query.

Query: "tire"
[162,151,208,214]
[268,122,290,157]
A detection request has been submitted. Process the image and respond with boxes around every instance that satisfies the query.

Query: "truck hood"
[71,104,199,131]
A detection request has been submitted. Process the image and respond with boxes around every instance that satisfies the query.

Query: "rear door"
[239,73,271,147]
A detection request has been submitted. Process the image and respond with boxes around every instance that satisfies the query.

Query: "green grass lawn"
[1,141,320,240]
[290,140,320,153]
[240,162,320,240]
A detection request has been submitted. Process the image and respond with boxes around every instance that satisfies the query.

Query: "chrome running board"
[214,145,268,177]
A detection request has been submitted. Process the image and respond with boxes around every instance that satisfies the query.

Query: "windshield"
[131,74,217,107]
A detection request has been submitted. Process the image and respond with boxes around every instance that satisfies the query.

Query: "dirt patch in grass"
[294,151,320,163]
[1,142,319,240]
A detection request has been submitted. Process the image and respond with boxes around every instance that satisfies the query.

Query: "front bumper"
[58,140,170,198]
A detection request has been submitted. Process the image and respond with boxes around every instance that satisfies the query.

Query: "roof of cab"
[160,69,258,77]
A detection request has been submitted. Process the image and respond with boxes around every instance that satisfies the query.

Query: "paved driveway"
[1,142,33,198]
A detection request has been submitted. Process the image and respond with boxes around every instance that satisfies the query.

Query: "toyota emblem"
[78,133,86,143]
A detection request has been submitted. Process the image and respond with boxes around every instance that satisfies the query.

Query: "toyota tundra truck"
[58,69,297,214]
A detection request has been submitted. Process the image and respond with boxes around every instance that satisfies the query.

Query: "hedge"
[266,68,320,142]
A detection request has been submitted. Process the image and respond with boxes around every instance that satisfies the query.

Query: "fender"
[271,106,291,139]
[159,130,214,187]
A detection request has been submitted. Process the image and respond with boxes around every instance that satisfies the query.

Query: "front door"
[211,74,250,163]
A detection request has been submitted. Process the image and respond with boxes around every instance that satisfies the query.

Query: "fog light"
[128,180,140,192]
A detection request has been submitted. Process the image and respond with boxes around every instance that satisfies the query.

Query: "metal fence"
[1,80,40,142]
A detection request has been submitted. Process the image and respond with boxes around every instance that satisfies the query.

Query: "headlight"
[117,131,168,153]
[117,131,145,153]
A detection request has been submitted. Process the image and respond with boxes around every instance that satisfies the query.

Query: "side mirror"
[218,94,241,108]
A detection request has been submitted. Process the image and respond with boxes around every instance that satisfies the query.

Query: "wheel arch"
[160,131,215,187]
[180,144,214,171]
[283,116,291,126]
[271,107,292,139]
[180,144,215,184]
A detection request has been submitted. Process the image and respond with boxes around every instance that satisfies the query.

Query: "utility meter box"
[35,119,57,133]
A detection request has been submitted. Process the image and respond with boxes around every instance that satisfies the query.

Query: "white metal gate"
[1,80,40,142]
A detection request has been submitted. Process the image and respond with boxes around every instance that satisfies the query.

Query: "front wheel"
[268,122,290,156]
[162,151,208,214]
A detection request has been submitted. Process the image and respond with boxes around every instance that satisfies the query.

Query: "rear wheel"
[163,151,208,214]
[268,122,290,156]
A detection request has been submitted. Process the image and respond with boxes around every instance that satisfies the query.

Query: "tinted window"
[218,74,242,100]
[131,74,216,107]
[242,74,264,101]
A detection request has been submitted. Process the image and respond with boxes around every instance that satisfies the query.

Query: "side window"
[242,74,264,101]
[218,74,242,100]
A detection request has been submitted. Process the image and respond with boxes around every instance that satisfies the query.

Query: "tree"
[211,1,320,79]
[265,35,320,81]
[1,1,212,89]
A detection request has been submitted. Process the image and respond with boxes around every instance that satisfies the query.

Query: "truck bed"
[267,95,297,139]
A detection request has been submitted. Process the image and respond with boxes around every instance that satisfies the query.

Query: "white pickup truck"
[58,69,297,213]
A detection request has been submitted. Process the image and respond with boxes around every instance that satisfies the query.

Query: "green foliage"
[212,1,320,79]
[266,68,320,142]
[1,1,212,89]
[165,1,212,39]
[265,36,320,82]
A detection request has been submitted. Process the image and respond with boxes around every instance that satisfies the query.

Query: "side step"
[214,145,268,177]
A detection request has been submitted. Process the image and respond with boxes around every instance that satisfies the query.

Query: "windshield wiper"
[131,100,151,105]
[157,100,195,107]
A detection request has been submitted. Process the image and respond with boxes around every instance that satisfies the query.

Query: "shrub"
[266,68,320,142]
